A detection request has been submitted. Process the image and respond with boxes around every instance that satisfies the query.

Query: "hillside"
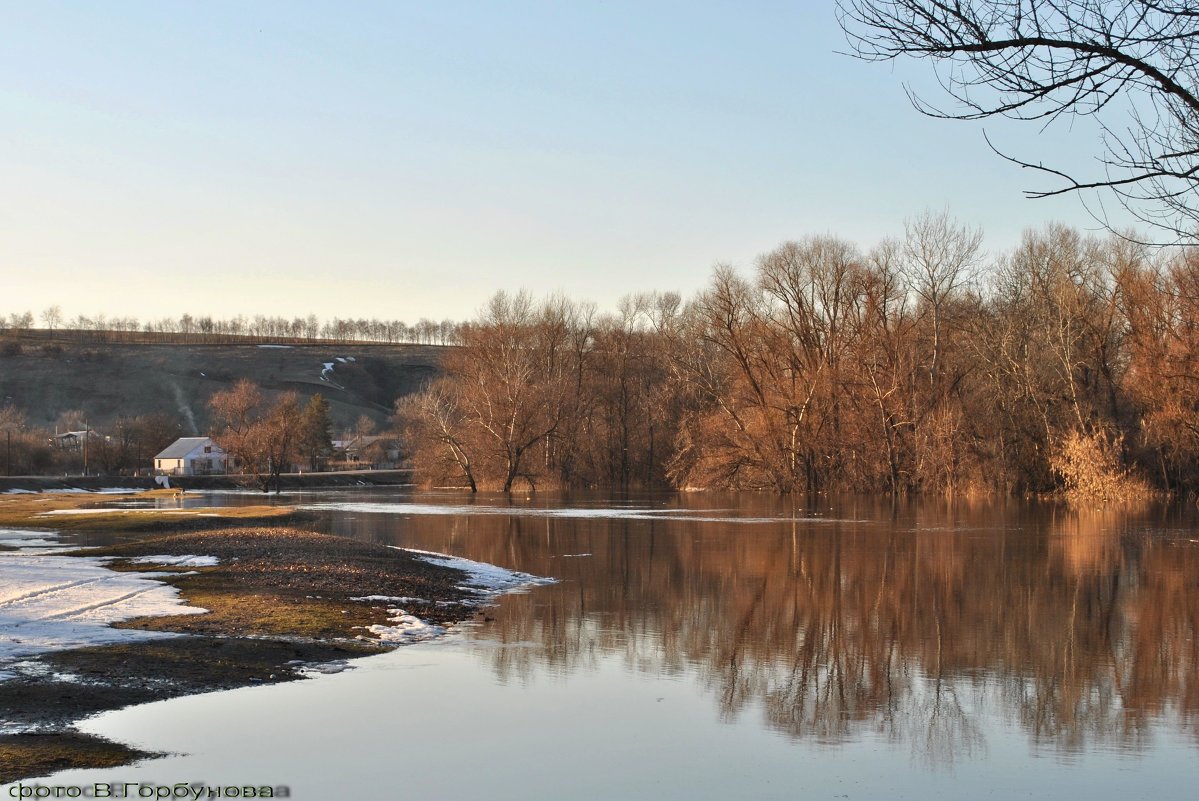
[0,336,444,435]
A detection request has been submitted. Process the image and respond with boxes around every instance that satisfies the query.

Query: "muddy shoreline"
[0,498,491,783]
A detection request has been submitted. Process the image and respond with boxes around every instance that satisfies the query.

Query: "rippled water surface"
[40,490,1199,799]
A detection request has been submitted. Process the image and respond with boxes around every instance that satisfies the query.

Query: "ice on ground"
[351,595,428,604]
[301,501,859,525]
[126,555,219,568]
[358,551,553,645]
[335,357,347,363]
[558,553,592,558]
[0,529,64,551]
[298,660,352,675]
[3,489,36,495]
[0,554,206,672]
[365,610,446,644]
[398,548,556,597]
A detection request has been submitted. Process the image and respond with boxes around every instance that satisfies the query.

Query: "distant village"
[38,428,402,479]
[1,381,404,483]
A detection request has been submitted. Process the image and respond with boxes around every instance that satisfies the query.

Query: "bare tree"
[209,380,300,493]
[903,210,982,383]
[41,306,62,332]
[839,0,1199,239]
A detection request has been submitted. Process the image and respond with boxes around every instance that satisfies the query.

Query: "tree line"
[400,215,1199,498]
[0,310,461,346]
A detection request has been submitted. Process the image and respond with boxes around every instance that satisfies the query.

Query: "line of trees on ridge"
[0,311,461,346]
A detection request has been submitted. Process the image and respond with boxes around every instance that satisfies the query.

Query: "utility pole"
[83,418,89,477]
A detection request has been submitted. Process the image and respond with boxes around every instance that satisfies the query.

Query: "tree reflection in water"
[322,493,1199,766]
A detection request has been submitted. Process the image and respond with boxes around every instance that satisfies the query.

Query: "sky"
[0,1,1134,324]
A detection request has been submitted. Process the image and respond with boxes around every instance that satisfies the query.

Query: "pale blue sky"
[1,1,1125,322]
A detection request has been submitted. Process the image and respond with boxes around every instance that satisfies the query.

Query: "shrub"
[1051,429,1151,502]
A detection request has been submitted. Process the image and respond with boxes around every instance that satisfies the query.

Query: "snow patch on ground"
[294,660,353,676]
[319,362,344,389]
[0,529,64,551]
[0,554,206,672]
[351,595,428,604]
[364,611,445,644]
[302,501,855,525]
[126,555,220,568]
[357,551,554,646]
[399,548,556,597]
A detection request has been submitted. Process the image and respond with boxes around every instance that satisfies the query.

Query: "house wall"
[155,458,185,475]
[184,453,225,475]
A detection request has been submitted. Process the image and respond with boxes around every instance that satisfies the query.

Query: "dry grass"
[0,734,151,782]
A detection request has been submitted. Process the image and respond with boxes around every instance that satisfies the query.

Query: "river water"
[33,490,1199,798]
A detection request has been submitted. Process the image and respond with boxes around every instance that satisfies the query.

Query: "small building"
[341,435,402,470]
[154,437,228,476]
[49,430,102,451]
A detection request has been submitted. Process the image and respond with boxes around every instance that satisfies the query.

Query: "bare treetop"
[838,0,1199,240]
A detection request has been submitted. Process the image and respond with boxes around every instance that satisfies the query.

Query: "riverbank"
[0,468,414,495]
[0,491,521,782]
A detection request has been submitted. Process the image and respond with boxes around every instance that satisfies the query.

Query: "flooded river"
[31,490,1199,799]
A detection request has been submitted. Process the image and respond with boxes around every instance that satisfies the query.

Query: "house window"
[204,446,212,453]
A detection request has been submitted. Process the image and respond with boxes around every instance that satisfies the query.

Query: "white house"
[153,437,228,476]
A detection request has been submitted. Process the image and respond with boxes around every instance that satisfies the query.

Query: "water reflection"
[265,492,1199,766]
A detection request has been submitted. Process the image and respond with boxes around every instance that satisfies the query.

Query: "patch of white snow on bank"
[126,555,219,568]
[351,595,428,604]
[0,554,206,672]
[0,529,63,551]
[357,551,554,646]
[300,501,860,525]
[3,489,36,495]
[296,660,353,675]
[398,548,556,597]
[365,611,446,644]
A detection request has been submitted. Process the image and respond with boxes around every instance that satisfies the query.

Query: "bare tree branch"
[839,0,1199,241]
